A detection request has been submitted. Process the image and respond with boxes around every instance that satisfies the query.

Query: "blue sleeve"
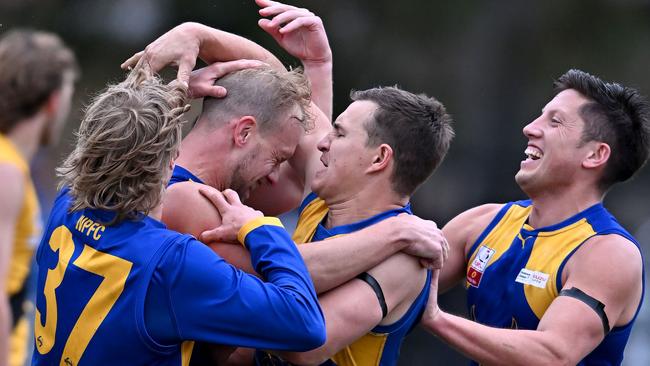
[146,223,325,351]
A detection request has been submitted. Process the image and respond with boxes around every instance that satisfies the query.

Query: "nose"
[266,165,281,185]
[317,134,331,152]
[522,116,543,139]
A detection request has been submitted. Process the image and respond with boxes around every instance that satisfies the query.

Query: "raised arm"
[122,0,334,120]
[0,165,24,366]
[421,234,643,365]
[256,0,333,120]
[121,22,284,83]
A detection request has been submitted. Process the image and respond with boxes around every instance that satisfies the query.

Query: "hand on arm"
[162,182,256,273]
[163,238,324,351]
[300,213,448,293]
[421,234,643,366]
[0,165,24,366]
[279,253,427,365]
[256,0,333,120]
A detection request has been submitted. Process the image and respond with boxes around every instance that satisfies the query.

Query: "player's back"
[32,187,193,366]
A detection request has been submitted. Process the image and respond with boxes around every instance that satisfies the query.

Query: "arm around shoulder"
[280,253,426,365]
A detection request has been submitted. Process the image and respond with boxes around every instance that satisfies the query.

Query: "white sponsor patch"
[470,245,496,272]
[515,268,549,289]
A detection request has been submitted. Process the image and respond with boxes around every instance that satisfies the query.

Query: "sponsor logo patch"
[467,245,495,287]
[515,268,549,289]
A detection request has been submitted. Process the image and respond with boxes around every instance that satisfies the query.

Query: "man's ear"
[367,143,393,173]
[582,142,611,170]
[44,89,62,117]
[231,116,257,147]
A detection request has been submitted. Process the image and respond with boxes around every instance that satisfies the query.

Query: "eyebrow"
[541,107,567,118]
[333,122,345,132]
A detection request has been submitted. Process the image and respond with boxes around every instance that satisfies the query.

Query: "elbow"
[282,349,329,366]
[289,317,326,352]
[524,347,576,366]
[294,304,326,351]
[301,321,326,351]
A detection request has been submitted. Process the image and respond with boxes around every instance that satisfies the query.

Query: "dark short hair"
[0,29,79,134]
[351,86,454,196]
[554,69,650,191]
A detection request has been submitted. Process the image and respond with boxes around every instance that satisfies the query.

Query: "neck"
[149,202,163,221]
[527,184,602,228]
[175,129,230,190]
[5,114,48,162]
[324,183,407,228]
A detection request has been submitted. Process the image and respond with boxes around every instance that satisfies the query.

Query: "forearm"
[299,225,407,293]
[422,311,570,366]
[189,23,285,71]
[0,296,10,366]
[302,60,332,121]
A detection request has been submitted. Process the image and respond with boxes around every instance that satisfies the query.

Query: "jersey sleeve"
[148,221,325,351]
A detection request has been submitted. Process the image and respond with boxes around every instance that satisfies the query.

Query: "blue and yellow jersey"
[32,187,325,366]
[168,165,203,186]
[465,199,644,365]
[285,192,431,366]
[0,133,42,366]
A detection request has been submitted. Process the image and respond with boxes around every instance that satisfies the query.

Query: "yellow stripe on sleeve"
[237,217,285,246]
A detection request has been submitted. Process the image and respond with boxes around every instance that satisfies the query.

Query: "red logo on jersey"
[467,267,483,287]
[466,245,495,288]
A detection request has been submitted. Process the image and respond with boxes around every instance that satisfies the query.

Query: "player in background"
[0,30,78,366]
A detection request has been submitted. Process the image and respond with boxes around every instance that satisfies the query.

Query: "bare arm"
[162,181,256,274]
[421,234,643,365]
[439,204,503,293]
[298,215,445,293]
[256,0,333,120]
[121,22,284,82]
[166,182,447,294]
[279,253,427,365]
[0,165,24,366]
[122,1,334,119]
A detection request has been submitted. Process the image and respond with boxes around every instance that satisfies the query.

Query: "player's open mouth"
[320,156,328,167]
[524,147,543,161]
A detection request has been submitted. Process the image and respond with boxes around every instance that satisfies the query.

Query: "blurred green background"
[2,0,650,364]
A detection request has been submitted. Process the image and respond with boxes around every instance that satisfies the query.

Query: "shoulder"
[563,234,643,326]
[0,163,26,218]
[368,252,426,296]
[443,203,505,254]
[566,234,642,283]
[162,181,221,238]
[368,252,427,324]
[452,203,505,223]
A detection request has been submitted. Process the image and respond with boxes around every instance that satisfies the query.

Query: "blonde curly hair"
[57,67,190,224]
